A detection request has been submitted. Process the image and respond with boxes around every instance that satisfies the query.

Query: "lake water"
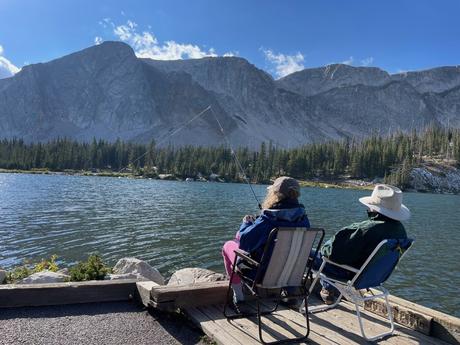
[0,173,459,317]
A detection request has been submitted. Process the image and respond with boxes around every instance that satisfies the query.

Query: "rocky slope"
[0,41,459,148]
[410,163,460,194]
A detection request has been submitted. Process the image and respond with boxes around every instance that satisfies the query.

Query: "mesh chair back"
[353,238,414,289]
[260,227,319,289]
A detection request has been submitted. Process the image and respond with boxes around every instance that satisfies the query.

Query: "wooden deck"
[149,282,459,345]
[184,297,450,345]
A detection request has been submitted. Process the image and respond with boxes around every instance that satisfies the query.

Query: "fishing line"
[119,103,262,210]
[118,105,212,173]
[210,107,262,209]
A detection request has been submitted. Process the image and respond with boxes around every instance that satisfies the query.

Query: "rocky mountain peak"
[0,42,459,148]
[276,63,391,97]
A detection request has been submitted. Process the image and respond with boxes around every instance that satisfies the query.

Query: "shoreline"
[2,168,459,194]
[0,168,378,192]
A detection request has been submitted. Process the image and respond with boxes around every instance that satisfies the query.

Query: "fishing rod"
[119,104,262,210]
[209,107,262,210]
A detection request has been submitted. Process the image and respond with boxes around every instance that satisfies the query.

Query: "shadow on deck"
[185,297,450,345]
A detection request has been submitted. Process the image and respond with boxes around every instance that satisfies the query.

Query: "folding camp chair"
[307,238,414,342]
[223,227,325,345]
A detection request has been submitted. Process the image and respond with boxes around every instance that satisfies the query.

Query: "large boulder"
[0,269,6,284]
[105,273,145,281]
[112,258,165,285]
[20,270,70,284]
[168,268,225,286]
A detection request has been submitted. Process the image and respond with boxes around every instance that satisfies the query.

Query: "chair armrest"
[322,257,360,273]
[234,249,259,267]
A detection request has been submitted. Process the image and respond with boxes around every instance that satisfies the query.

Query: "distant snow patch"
[94,36,103,45]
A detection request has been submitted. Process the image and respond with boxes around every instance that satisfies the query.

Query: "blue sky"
[0,0,459,79]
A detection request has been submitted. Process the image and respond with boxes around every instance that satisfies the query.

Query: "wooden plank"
[364,295,433,335]
[0,280,138,308]
[310,276,455,342]
[257,297,449,345]
[197,304,262,345]
[151,281,228,309]
[187,299,450,345]
[186,306,248,345]
[136,281,160,307]
[383,292,460,344]
[276,306,364,344]
[305,299,449,345]
[257,301,346,345]
[233,303,319,345]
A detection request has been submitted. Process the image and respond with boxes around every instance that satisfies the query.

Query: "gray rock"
[56,268,69,275]
[0,269,6,284]
[105,273,147,281]
[410,164,460,194]
[113,258,164,285]
[20,270,70,284]
[167,268,225,286]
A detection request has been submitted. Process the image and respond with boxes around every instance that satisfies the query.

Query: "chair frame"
[223,227,325,345]
[307,239,414,342]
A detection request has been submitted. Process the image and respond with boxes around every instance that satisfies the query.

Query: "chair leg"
[307,293,343,313]
[354,290,395,342]
[257,293,310,345]
[303,290,310,339]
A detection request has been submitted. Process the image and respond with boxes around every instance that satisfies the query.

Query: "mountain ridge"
[0,41,459,148]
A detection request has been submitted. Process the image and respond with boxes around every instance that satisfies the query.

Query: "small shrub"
[69,254,111,281]
[33,254,59,273]
[6,265,32,283]
[6,255,60,283]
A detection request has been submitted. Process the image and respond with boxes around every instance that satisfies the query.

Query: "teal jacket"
[321,212,407,268]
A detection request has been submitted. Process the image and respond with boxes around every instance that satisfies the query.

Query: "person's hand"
[242,214,256,223]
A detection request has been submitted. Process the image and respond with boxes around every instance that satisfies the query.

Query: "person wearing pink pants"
[222,177,310,304]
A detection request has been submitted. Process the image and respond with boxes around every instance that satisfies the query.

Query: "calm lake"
[0,173,459,316]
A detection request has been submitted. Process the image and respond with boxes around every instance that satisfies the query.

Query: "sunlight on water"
[0,173,459,316]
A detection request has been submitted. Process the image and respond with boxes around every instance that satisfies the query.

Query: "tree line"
[0,126,459,188]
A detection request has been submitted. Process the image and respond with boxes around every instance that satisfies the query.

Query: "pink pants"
[222,239,241,284]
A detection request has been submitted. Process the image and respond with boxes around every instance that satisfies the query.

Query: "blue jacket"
[238,199,310,262]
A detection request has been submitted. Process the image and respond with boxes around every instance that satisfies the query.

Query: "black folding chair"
[223,227,325,344]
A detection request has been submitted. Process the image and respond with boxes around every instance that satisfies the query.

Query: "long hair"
[261,188,300,209]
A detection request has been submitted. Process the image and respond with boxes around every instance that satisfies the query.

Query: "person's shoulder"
[342,219,376,231]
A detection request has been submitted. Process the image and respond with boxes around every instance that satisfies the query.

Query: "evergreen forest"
[1,126,459,189]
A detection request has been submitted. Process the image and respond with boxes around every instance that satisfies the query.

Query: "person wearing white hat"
[312,184,410,304]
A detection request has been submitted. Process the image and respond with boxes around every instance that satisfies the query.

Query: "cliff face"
[410,163,460,194]
[1,41,460,148]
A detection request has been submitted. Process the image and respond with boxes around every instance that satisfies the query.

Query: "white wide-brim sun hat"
[359,184,411,221]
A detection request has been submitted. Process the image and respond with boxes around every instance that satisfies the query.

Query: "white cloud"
[94,36,103,45]
[107,19,224,60]
[341,56,354,65]
[262,49,304,78]
[0,45,20,79]
[223,51,239,57]
[395,69,408,75]
[360,57,374,66]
